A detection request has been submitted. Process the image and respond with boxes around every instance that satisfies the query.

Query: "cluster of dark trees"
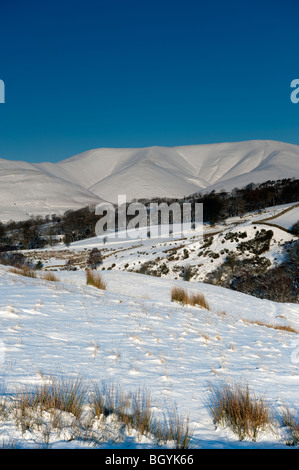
[229,240,299,302]
[188,178,299,224]
[0,207,100,252]
[137,178,299,226]
[205,230,299,302]
[0,217,49,251]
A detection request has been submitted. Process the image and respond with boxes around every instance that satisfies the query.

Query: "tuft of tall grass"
[208,382,272,441]
[249,320,297,334]
[86,269,107,290]
[131,389,154,436]
[91,383,193,448]
[171,287,209,310]
[0,439,19,449]
[155,408,193,449]
[171,287,189,305]
[4,377,194,448]
[12,377,87,424]
[92,382,130,421]
[189,293,210,310]
[281,407,299,446]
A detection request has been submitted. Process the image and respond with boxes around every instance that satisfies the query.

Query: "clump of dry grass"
[155,408,193,449]
[9,266,37,278]
[281,407,299,446]
[92,383,130,421]
[131,389,154,436]
[189,292,210,310]
[86,269,107,290]
[42,272,59,282]
[91,383,153,434]
[91,382,193,448]
[10,267,60,283]
[6,377,88,444]
[249,321,298,334]
[208,382,272,441]
[171,287,209,310]
[171,287,189,305]
[0,439,19,449]
[11,377,87,426]
[0,377,195,448]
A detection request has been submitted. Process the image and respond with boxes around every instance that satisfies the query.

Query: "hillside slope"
[0,265,298,448]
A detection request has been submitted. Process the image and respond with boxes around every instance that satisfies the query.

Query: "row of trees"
[136,178,299,225]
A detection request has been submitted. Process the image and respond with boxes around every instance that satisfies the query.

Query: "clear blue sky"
[0,0,298,163]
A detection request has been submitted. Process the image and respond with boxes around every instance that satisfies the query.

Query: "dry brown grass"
[0,377,193,448]
[208,382,272,441]
[171,287,189,305]
[189,292,210,309]
[12,377,87,421]
[281,407,299,446]
[10,267,60,282]
[86,269,107,290]
[91,383,193,448]
[171,287,209,310]
[9,267,37,278]
[42,272,59,282]
[7,377,88,440]
[249,320,297,334]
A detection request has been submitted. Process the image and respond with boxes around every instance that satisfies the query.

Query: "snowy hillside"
[1,140,299,221]
[0,201,298,448]
[255,203,299,232]
[0,265,298,449]
[28,201,298,287]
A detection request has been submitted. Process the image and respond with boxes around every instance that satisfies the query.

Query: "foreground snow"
[0,266,298,448]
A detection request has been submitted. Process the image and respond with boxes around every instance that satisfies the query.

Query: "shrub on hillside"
[208,382,272,441]
[87,247,103,269]
[290,220,299,236]
[0,252,28,268]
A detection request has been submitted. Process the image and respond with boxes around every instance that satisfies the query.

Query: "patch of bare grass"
[9,266,37,278]
[208,382,272,441]
[91,382,193,448]
[171,287,209,309]
[171,287,189,305]
[249,320,297,334]
[86,269,107,290]
[154,408,193,449]
[42,272,59,282]
[11,377,87,427]
[281,407,299,446]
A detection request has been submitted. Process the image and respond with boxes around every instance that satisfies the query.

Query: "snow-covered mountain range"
[1,139,299,221]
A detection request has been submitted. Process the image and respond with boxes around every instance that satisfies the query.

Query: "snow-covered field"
[0,263,298,448]
[0,202,298,449]
[258,203,299,231]
[29,201,299,284]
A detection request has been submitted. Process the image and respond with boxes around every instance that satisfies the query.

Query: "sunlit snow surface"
[0,264,298,448]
